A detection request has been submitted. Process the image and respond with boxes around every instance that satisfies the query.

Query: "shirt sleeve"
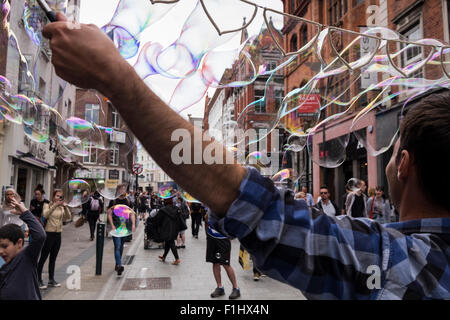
[20,210,46,263]
[209,167,392,300]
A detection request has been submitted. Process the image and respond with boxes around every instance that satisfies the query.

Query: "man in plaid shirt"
[43,16,449,299]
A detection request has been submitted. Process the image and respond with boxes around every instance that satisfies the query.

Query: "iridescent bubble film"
[109,204,135,237]
[61,179,91,208]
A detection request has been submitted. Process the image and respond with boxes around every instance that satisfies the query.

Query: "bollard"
[96,222,105,275]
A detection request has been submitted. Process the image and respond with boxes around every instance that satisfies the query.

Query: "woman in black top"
[30,188,49,225]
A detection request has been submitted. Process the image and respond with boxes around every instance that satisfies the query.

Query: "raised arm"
[42,15,245,217]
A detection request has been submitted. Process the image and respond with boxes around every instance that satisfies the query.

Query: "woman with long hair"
[366,186,391,224]
[37,189,72,289]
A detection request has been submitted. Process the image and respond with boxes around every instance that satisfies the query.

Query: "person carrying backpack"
[154,197,186,265]
[83,191,103,241]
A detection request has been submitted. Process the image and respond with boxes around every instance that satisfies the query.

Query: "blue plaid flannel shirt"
[210,167,450,299]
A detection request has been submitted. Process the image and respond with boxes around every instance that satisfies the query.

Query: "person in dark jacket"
[0,196,46,300]
[314,186,339,217]
[154,197,184,265]
[82,191,104,241]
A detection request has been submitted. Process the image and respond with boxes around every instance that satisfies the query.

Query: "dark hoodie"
[0,210,46,300]
[152,205,183,241]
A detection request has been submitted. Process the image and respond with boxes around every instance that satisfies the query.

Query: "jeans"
[113,236,125,267]
[191,213,202,236]
[37,232,62,281]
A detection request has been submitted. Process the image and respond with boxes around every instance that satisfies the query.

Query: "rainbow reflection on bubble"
[110,204,134,237]
[66,117,94,132]
[180,191,200,203]
[62,179,91,208]
[158,184,175,199]
[272,169,292,183]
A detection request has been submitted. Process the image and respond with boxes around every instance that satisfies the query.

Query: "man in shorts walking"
[205,210,240,300]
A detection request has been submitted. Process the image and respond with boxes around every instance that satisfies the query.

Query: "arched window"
[290,34,298,52]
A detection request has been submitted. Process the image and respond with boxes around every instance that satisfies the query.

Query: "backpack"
[90,198,100,211]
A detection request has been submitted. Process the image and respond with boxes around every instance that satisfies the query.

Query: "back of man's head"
[0,224,24,245]
[397,90,450,211]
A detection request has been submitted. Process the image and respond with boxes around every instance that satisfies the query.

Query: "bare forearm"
[102,66,245,216]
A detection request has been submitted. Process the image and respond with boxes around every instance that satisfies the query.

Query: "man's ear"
[397,149,411,180]
[16,238,24,249]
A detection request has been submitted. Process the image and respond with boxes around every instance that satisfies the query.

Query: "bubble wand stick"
[36,0,57,22]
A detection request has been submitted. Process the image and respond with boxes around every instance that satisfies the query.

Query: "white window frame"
[83,144,98,164]
[111,143,119,166]
[444,0,450,42]
[85,104,100,124]
[112,109,121,129]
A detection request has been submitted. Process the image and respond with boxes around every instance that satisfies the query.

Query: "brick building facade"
[282,0,449,205]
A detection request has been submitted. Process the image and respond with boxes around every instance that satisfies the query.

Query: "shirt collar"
[385,218,450,235]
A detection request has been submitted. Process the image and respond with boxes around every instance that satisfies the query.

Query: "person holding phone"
[37,189,72,289]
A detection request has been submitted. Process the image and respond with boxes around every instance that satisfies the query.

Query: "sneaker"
[48,280,61,287]
[181,244,186,248]
[253,274,260,281]
[229,288,241,300]
[39,280,47,290]
[117,266,124,276]
[210,287,225,298]
[158,255,166,262]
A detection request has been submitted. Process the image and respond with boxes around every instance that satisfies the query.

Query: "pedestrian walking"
[107,185,136,276]
[205,211,240,300]
[82,191,103,241]
[42,19,450,298]
[314,186,339,217]
[37,189,72,289]
[190,202,204,239]
[176,197,190,249]
[367,186,391,224]
[138,192,148,221]
[345,180,368,218]
[0,197,46,300]
[154,197,185,265]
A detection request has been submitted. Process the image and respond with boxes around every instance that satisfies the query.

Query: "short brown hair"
[397,90,450,211]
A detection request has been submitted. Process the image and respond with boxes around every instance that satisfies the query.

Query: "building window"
[18,55,33,96]
[328,0,345,25]
[111,108,120,129]
[290,34,298,52]
[85,104,99,124]
[290,0,296,14]
[111,143,119,166]
[83,144,97,164]
[67,99,72,119]
[39,78,46,101]
[254,89,266,113]
[399,21,423,78]
[300,26,308,47]
[275,90,284,110]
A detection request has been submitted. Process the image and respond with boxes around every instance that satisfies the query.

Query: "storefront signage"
[109,169,120,180]
[109,130,126,144]
[24,136,47,161]
[75,168,106,179]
